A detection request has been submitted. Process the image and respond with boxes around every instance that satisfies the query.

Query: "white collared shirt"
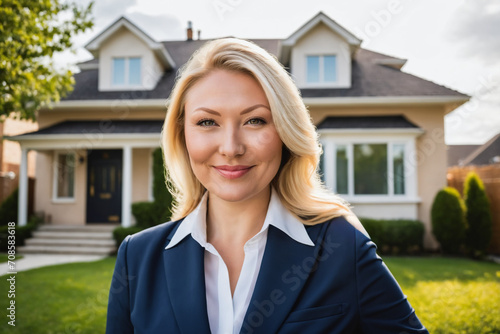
[166,187,314,334]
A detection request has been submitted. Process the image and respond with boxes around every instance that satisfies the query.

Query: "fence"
[447,164,500,254]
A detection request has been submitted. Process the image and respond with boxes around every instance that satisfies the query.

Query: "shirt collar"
[165,187,314,250]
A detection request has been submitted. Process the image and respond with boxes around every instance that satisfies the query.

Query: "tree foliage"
[431,187,467,254]
[0,0,94,120]
[463,172,492,257]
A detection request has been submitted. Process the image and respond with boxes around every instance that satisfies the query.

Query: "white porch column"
[121,146,132,227]
[18,148,29,226]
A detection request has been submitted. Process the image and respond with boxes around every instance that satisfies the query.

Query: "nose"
[218,126,245,157]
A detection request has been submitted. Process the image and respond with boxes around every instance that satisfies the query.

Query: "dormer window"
[112,57,141,86]
[306,55,337,84]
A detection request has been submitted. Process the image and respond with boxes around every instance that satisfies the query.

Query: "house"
[10,12,469,249]
[448,132,500,166]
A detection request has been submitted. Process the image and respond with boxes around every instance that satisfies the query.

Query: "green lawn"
[0,253,23,263]
[0,256,498,333]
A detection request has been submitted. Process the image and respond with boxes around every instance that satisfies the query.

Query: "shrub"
[0,188,18,226]
[359,218,425,255]
[131,148,173,228]
[0,222,38,252]
[112,226,144,248]
[463,172,492,257]
[431,187,467,254]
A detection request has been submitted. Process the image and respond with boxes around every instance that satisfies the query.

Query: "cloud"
[448,2,500,65]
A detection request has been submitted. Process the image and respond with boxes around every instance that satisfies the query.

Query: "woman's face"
[184,69,283,203]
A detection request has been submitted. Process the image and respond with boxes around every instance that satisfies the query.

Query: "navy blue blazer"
[106,216,428,333]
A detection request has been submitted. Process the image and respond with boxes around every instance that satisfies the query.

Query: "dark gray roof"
[63,39,467,101]
[316,115,420,129]
[459,133,500,166]
[12,120,163,137]
[447,144,480,167]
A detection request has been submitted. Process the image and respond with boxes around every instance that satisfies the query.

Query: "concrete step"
[17,245,115,256]
[38,224,118,232]
[32,231,113,240]
[25,238,115,247]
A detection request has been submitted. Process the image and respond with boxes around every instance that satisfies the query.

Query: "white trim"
[9,134,161,150]
[318,128,424,135]
[44,99,168,110]
[319,132,420,202]
[39,95,468,111]
[283,12,361,47]
[304,95,470,107]
[18,148,29,226]
[148,148,154,202]
[122,146,133,227]
[85,17,175,69]
[78,62,99,71]
[52,151,77,203]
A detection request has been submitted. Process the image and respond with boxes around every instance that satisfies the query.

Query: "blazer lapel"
[163,235,211,334]
[241,224,323,334]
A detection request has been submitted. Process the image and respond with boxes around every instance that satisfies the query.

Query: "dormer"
[85,17,176,91]
[281,12,361,89]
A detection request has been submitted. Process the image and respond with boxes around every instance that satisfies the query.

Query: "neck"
[206,187,271,245]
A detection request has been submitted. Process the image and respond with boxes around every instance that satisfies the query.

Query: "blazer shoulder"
[309,215,370,242]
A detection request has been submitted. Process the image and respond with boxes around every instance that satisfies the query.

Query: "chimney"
[197,30,201,40]
[187,21,193,41]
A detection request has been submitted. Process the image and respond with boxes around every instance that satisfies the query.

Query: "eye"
[197,119,217,127]
[246,118,267,125]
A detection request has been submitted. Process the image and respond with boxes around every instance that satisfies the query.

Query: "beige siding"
[132,148,152,203]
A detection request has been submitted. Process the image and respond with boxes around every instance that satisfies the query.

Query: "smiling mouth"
[213,165,254,179]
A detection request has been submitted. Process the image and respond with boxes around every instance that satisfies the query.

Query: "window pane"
[57,154,75,198]
[128,57,141,85]
[335,145,348,194]
[324,55,337,82]
[354,144,388,194]
[306,56,320,83]
[393,144,405,195]
[112,58,125,85]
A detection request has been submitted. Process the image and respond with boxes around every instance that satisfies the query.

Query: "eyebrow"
[193,104,270,116]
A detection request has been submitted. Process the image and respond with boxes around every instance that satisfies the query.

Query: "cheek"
[184,128,214,166]
[254,130,283,164]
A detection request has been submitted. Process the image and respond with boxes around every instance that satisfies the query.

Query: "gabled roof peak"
[84,16,176,69]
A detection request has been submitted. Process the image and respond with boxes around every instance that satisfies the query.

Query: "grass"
[384,256,500,334]
[0,256,498,333]
[0,257,115,334]
[0,253,23,263]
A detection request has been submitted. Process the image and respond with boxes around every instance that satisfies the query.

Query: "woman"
[106,38,428,334]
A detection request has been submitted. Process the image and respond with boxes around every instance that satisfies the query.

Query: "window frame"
[305,54,338,86]
[111,57,142,88]
[52,151,77,203]
[318,130,420,203]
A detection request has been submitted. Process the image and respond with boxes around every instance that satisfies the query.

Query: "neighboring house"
[10,12,469,249]
[448,132,500,166]
[0,118,37,204]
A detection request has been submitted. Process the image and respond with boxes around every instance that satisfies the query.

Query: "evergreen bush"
[0,188,18,226]
[463,172,492,257]
[431,187,467,254]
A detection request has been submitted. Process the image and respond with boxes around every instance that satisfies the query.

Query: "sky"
[62,0,500,145]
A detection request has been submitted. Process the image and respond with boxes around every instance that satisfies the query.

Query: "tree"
[463,172,492,257]
[0,0,94,120]
[431,187,467,254]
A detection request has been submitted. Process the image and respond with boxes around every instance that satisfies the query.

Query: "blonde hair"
[162,38,354,225]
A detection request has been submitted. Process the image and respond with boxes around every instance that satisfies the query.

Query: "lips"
[213,165,254,179]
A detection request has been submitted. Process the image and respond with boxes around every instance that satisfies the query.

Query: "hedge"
[0,188,18,226]
[0,221,39,252]
[112,226,144,249]
[359,218,425,255]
